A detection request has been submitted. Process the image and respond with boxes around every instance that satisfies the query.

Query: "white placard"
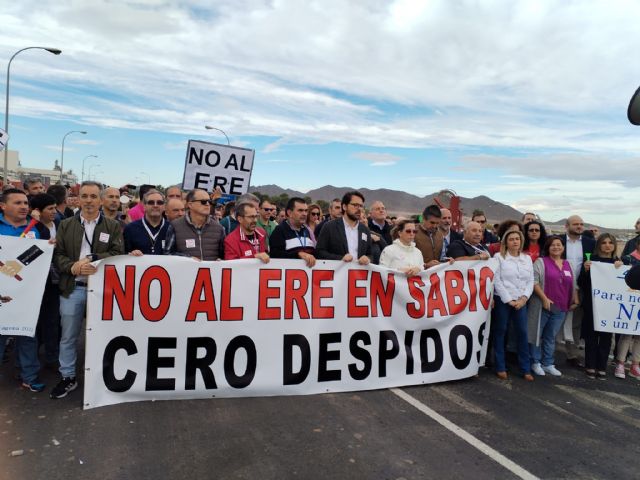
[0,236,54,336]
[590,262,640,334]
[182,139,254,194]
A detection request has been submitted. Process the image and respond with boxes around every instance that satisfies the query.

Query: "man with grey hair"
[23,177,44,197]
[165,185,183,201]
[124,189,169,255]
[50,180,124,399]
[446,221,490,261]
[220,192,259,235]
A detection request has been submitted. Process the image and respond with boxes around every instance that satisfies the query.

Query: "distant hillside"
[250,184,523,221]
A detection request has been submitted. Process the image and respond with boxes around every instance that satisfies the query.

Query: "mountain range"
[250,184,523,222]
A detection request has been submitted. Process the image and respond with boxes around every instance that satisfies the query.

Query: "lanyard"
[82,225,94,251]
[142,217,165,253]
[288,221,307,248]
[464,240,486,255]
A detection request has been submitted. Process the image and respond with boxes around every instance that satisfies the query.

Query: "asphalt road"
[1,347,639,480]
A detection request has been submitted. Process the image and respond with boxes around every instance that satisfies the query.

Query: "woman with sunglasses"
[523,220,547,264]
[379,218,424,276]
[579,233,624,379]
[307,204,323,233]
[492,230,534,381]
[527,236,578,377]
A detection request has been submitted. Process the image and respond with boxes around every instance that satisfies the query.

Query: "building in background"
[1,150,78,187]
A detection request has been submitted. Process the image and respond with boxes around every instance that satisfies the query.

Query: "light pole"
[3,46,62,183]
[140,171,150,184]
[88,163,101,181]
[204,125,230,145]
[81,154,97,183]
[59,130,87,184]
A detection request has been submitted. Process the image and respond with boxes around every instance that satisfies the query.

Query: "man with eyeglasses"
[471,209,498,246]
[220,193,260,235]
[257,199,278,241]
[124,190,170,256]
[316,191,372,265]
[51,181,124,399]
[224,203,269,263]
[163,188,225,261]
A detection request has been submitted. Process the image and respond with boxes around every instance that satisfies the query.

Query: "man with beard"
[446,221,490,261]
[316,191,372,265]
[439,207,462,259]
[560,215,596,367]
[124,190,169,256]
[101,187,126,229]
[415,204,445,268]
[224,203,269,262]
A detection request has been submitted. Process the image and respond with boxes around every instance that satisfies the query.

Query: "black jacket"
[560,234,596,261]
[316,218,372,261]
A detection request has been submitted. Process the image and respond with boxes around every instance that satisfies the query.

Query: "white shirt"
[565,235,584,279]
[380,239,424,270]
[77,214,98,282]
[493,252,534,303]
[343,218,359,259]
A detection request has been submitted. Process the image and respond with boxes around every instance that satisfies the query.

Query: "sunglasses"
[403,229,417,234]
[146,200,165,206]
[310,211,320,217]
[192,199,214,206]
[528,228,540,232]
[262,207,275,212]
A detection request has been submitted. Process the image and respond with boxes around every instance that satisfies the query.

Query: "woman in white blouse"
[379,218,424,276]
[492,230,534,380]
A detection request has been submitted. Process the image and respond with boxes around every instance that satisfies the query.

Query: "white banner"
[0,127,8,151]
[591,262,640,334]
[84,256,496,409]
[182,139,254,195]
[0,236,54,337]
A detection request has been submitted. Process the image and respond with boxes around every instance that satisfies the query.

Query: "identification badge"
[99,232,110,243]
[564,270,572,277]
[361,233,367,242]
[25,231,36,239]
[245,250,253,257]
[186,239,196,248]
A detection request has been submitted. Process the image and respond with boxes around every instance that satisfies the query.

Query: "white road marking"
[390,388,539,480]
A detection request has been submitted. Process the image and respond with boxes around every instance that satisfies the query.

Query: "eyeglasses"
[528,228,540,233]
[146,200,165,206]
[192,199,213,205]
[477,220,487,224]
[349,203,364,209]
[403,229,417,234]
[262,207,275,212]
[310,211,320,217]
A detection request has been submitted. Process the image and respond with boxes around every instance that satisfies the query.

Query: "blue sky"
[2,0,640,228]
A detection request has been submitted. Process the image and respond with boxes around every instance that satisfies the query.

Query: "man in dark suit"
[316,191,372,265]
[559,215,596,368]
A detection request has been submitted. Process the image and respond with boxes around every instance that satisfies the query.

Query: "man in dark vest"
[164,188,225,260]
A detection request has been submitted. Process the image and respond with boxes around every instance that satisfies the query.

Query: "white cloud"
[352,152,401,166]
[71,138,100,145]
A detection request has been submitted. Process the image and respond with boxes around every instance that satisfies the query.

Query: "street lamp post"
[3,46,62,183]
[204,125,230,145]
[59,130,87,184]
[88,163,101,181]
[81,154,97,183]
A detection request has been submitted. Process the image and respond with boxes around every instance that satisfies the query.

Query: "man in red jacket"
[224,202,269,263]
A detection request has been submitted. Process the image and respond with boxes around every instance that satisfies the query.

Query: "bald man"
[165,198,186,222]
[101,187,126,228]
[446,221,490,261]
[560,214,596,367]
[367,201,392,245]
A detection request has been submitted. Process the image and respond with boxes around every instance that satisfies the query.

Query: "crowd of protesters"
[1,177,640,400]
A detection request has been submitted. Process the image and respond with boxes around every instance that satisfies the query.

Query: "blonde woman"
[492,230,534,380]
